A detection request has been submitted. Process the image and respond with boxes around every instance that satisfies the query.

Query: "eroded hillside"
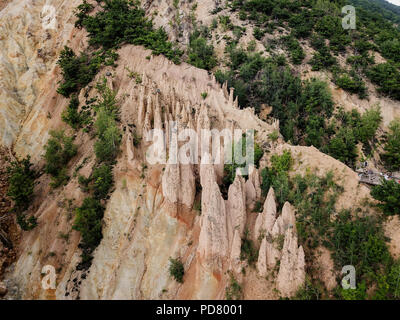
[0,0,400,300]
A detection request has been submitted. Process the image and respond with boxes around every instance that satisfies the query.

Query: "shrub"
[328,210,391,278]
[253,27,265,40]
[188,32,217,71]
[219,15,233,31]
[290,171,342,247]
[380,39,400,63]
[367,63,400,100]
[62,94,92,129]
[371,179,400,216]
[75,0,182,63]
[294,278,324,300]
[283,36,305,65]
[240,229,258,266]
[314,15,341,37]
[309,46,337,71]
[382,119,400,171]
[271,150,293,173]
[92,164,114,200]
[56,47,100,97]
[44,130,77,179]
[94,123,121,163]
[225,273,242,300]
[7,156,37,230]
[223,136,264,186]
[325,127,358,167]
[16,215,38,231]
[7,156,35,212]
[268,130,279,142]
[356,106,382,145]
[289,11,314,38]
[73,197,104,251]
[93,84,122,163]
[49,168,70,189]
[334,72,368,99]
[132,130,141,147]
[339,281,368,300]
[260,151,292,208]
[62,95,81,129]
[385,260,400,299]
[169,257,184,283]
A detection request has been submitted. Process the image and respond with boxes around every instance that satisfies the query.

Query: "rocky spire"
[276,227,305,297]
[229,87,234,106]
[138,86,145,126]
[153,92,163,130]
[161,163,195,208]
[245,166,261,209]
[254,187,277,240]
[197,153,228,272]
[255,191,305,294]
[226,174,247,273]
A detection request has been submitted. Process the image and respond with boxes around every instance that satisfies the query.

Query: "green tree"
[382,119,400,170]
[356,106,382,145]
[325,127,358,167]
[94,124,121,163]
[169,257,185,283]
[367,63,400,100]
[188,33,217,71]
[92,164,114,200]
[7,156,38,230]
[44,130,78,177]
[73,197,104,250]
[371,179,400,216]
[7,156,35,212]
[62,95,81,129]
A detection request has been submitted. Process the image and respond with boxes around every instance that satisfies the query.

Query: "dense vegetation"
[261,151,399,299]
[44,130,78,188]
[168,257,185,283]
[371,179,400,216]
[216,45,381,167]
[240,228,258,266]
[188,29,218,70]
[381,119,400,171]
[72,80,121,268]
[7,157,37,230]
[228,0,400,101]
[56,47,111,97]
[62,94,93,130]
[73,197,105,265]
[76,0,182,62]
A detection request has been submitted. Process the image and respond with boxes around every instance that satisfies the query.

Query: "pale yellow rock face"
[79,171,188,299]
[0,0,86,158]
